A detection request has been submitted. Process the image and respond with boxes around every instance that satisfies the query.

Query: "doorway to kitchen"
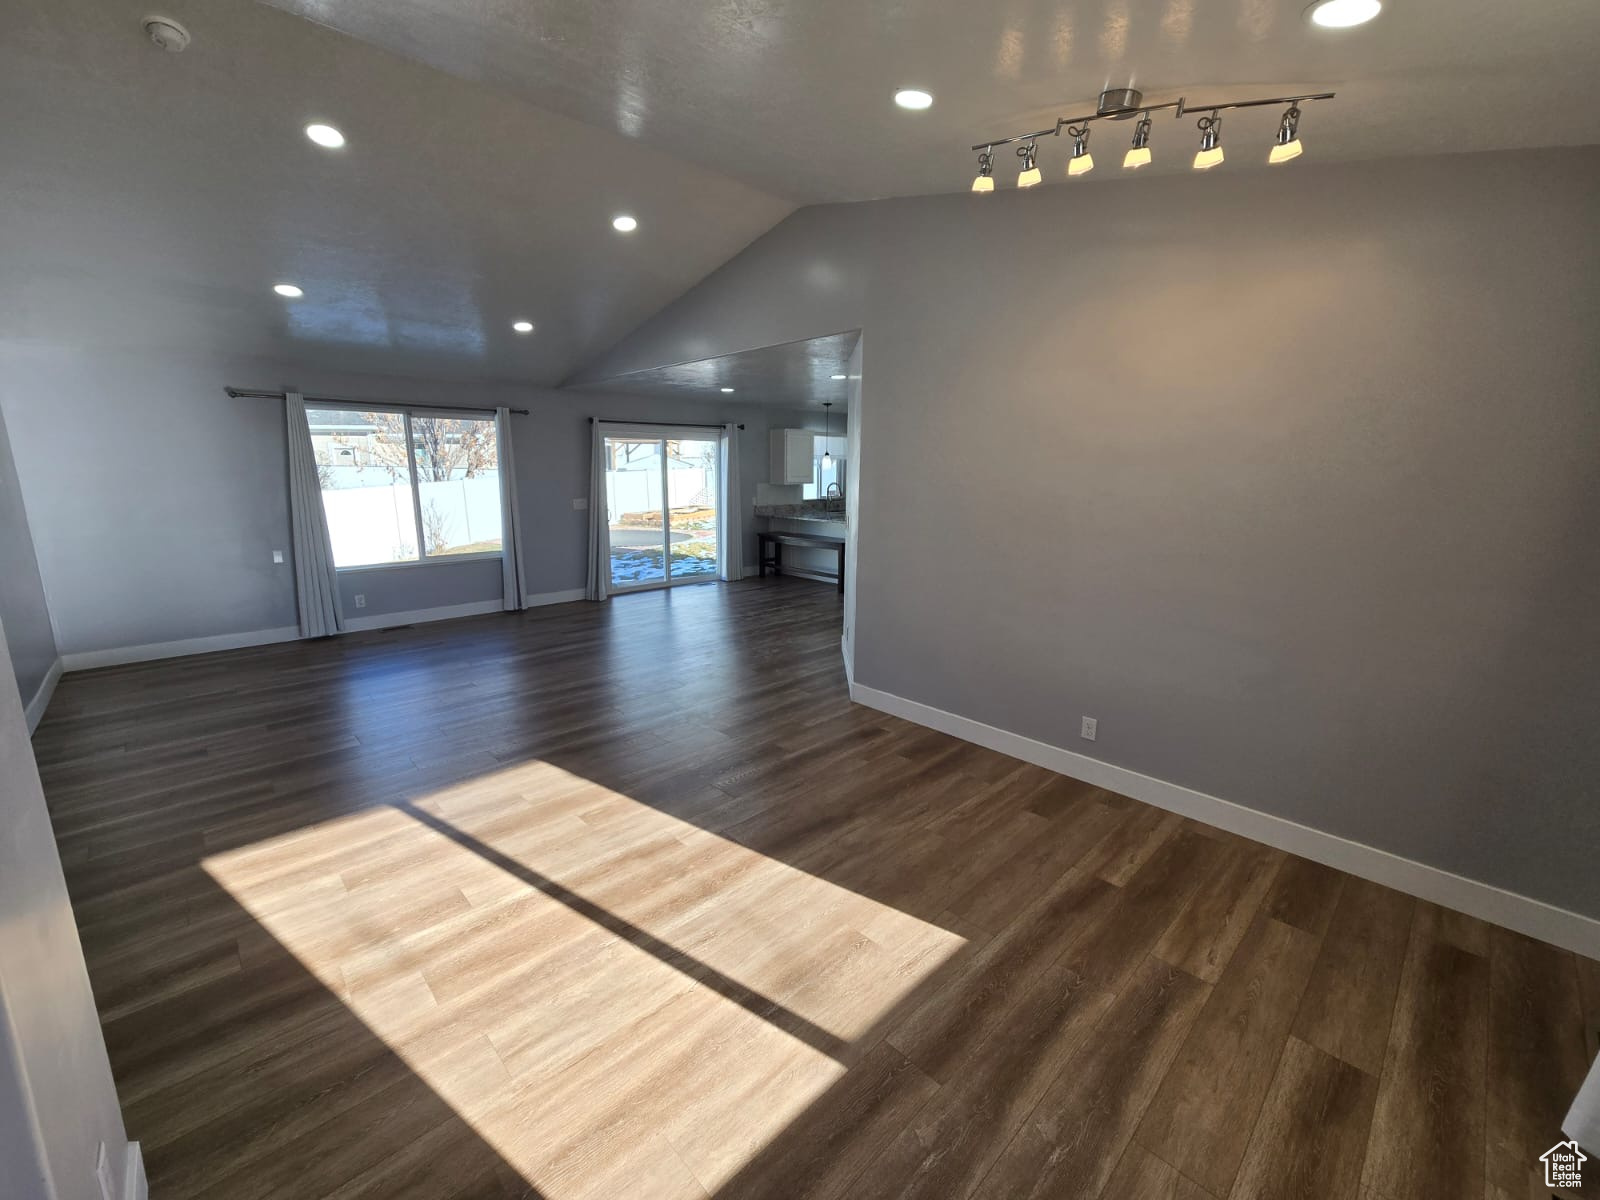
[602,429,721,591]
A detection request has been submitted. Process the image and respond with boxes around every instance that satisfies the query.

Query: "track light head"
[1067,125,1094,176]
[972,147,995,193]
[1017,141,1042,188]
[1193,112,1224,170]
[1123,113,1153,169]
[1270,105,1304,163]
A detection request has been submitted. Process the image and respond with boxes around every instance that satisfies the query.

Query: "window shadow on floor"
[74,869,543,1198]
[33,577,1074,1198]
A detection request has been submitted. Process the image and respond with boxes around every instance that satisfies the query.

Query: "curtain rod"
[590,417,744,430]
[226,387,529,417]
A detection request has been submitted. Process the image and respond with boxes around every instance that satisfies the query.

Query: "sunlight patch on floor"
[202,759,966,1197]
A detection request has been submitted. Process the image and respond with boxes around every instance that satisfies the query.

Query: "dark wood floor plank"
[865,833,1228,1199]
[1230,1036,1379,1200]
[28,578,1580,1200]
[1577,952,1600,1058]
[1260,854,1347,937]
[1484,925,1588,1196]
[1286,876,1414,1081]
[972,955,1210,1200]
[1080,803,1184,886]
[1135,916,1321,1197]
[1152,838,1283,983]
[715,1040,940,1200]
[1098,1144,1216,1199]
[1292,876,1414,1077]
[1362,904,1490,1200]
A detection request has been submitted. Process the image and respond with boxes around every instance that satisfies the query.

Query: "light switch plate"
[272,550,284,563]
[572,498,588,510]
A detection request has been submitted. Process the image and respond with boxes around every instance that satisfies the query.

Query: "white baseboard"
[524,588,586,608]
[23,656,62,733]
[123,1141,146,1200]
[344,598,503,632]
[849,680,1600,959]
[61,627,301,672]
[56,590,587,674]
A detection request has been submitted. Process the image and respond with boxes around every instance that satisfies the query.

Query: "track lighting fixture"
[972,147,995,193]
[1193,112,1224,170]
[962,87,1334,187]
[1017,141,1042,189]
[1066,125,1094,176]
[1270,104,1304,164]
[1124,114,1153,169]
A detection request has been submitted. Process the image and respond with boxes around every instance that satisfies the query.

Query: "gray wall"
[0,349,800,655]
[0,406,58,710]
[581,146,1600,920]
[0,614,132,1199]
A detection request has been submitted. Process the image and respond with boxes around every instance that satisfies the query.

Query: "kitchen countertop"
[753,503,846,524]
[759,512,846,524]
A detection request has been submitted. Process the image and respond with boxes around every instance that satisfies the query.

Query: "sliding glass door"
[604,432,720,591]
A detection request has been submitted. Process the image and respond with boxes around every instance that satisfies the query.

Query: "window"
[802,434,846,501]
[307,407,502,568]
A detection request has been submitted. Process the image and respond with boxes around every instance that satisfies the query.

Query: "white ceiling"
[5,1,1596,391]
[0,0,792,385]
[260,0,1600,202]
[574,331,860,407]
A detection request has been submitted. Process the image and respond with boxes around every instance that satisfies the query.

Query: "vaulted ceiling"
[3,0,1597,390]
[262,0,1600,200]
[0,0,792,386]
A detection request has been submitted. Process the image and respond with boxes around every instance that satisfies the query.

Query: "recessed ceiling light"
[894,89,934,110]
[305,123,346,149]
[512,320,535,334]
[831,374,847,380]
[720,387,735,393]
[272,283,303,298]
[612,215,638,233]
[1305,0,1382,28]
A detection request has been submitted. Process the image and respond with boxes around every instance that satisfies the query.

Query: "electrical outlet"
[1080,716,1097,741]
[354,594,366,609]
[572,498,588,510]
[272,550,284,563]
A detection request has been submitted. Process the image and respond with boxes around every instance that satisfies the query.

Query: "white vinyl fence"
[606,463,712,520]
[321,470,502,565]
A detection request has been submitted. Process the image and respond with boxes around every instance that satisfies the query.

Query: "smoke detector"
[143,17,191,52]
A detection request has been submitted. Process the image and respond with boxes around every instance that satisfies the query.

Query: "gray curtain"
[285,392,343,638]
[584,421,610,602]
[496,407,527,611]
[719,423,743,582]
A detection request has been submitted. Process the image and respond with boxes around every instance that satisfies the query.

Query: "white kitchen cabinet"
[770,428,815,485]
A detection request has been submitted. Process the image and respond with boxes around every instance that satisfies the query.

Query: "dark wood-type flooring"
[32,578,1598,1199]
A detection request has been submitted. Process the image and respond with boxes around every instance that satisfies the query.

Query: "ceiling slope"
[0,0,793,385]
[259,0,1600,202]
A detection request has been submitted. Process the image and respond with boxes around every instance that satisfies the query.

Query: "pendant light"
[1124,113,1153,169]
[1193,111,1224,170]
[1269,104,1304,163]
[1016,141,1042,188]
[820,402,835,469]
